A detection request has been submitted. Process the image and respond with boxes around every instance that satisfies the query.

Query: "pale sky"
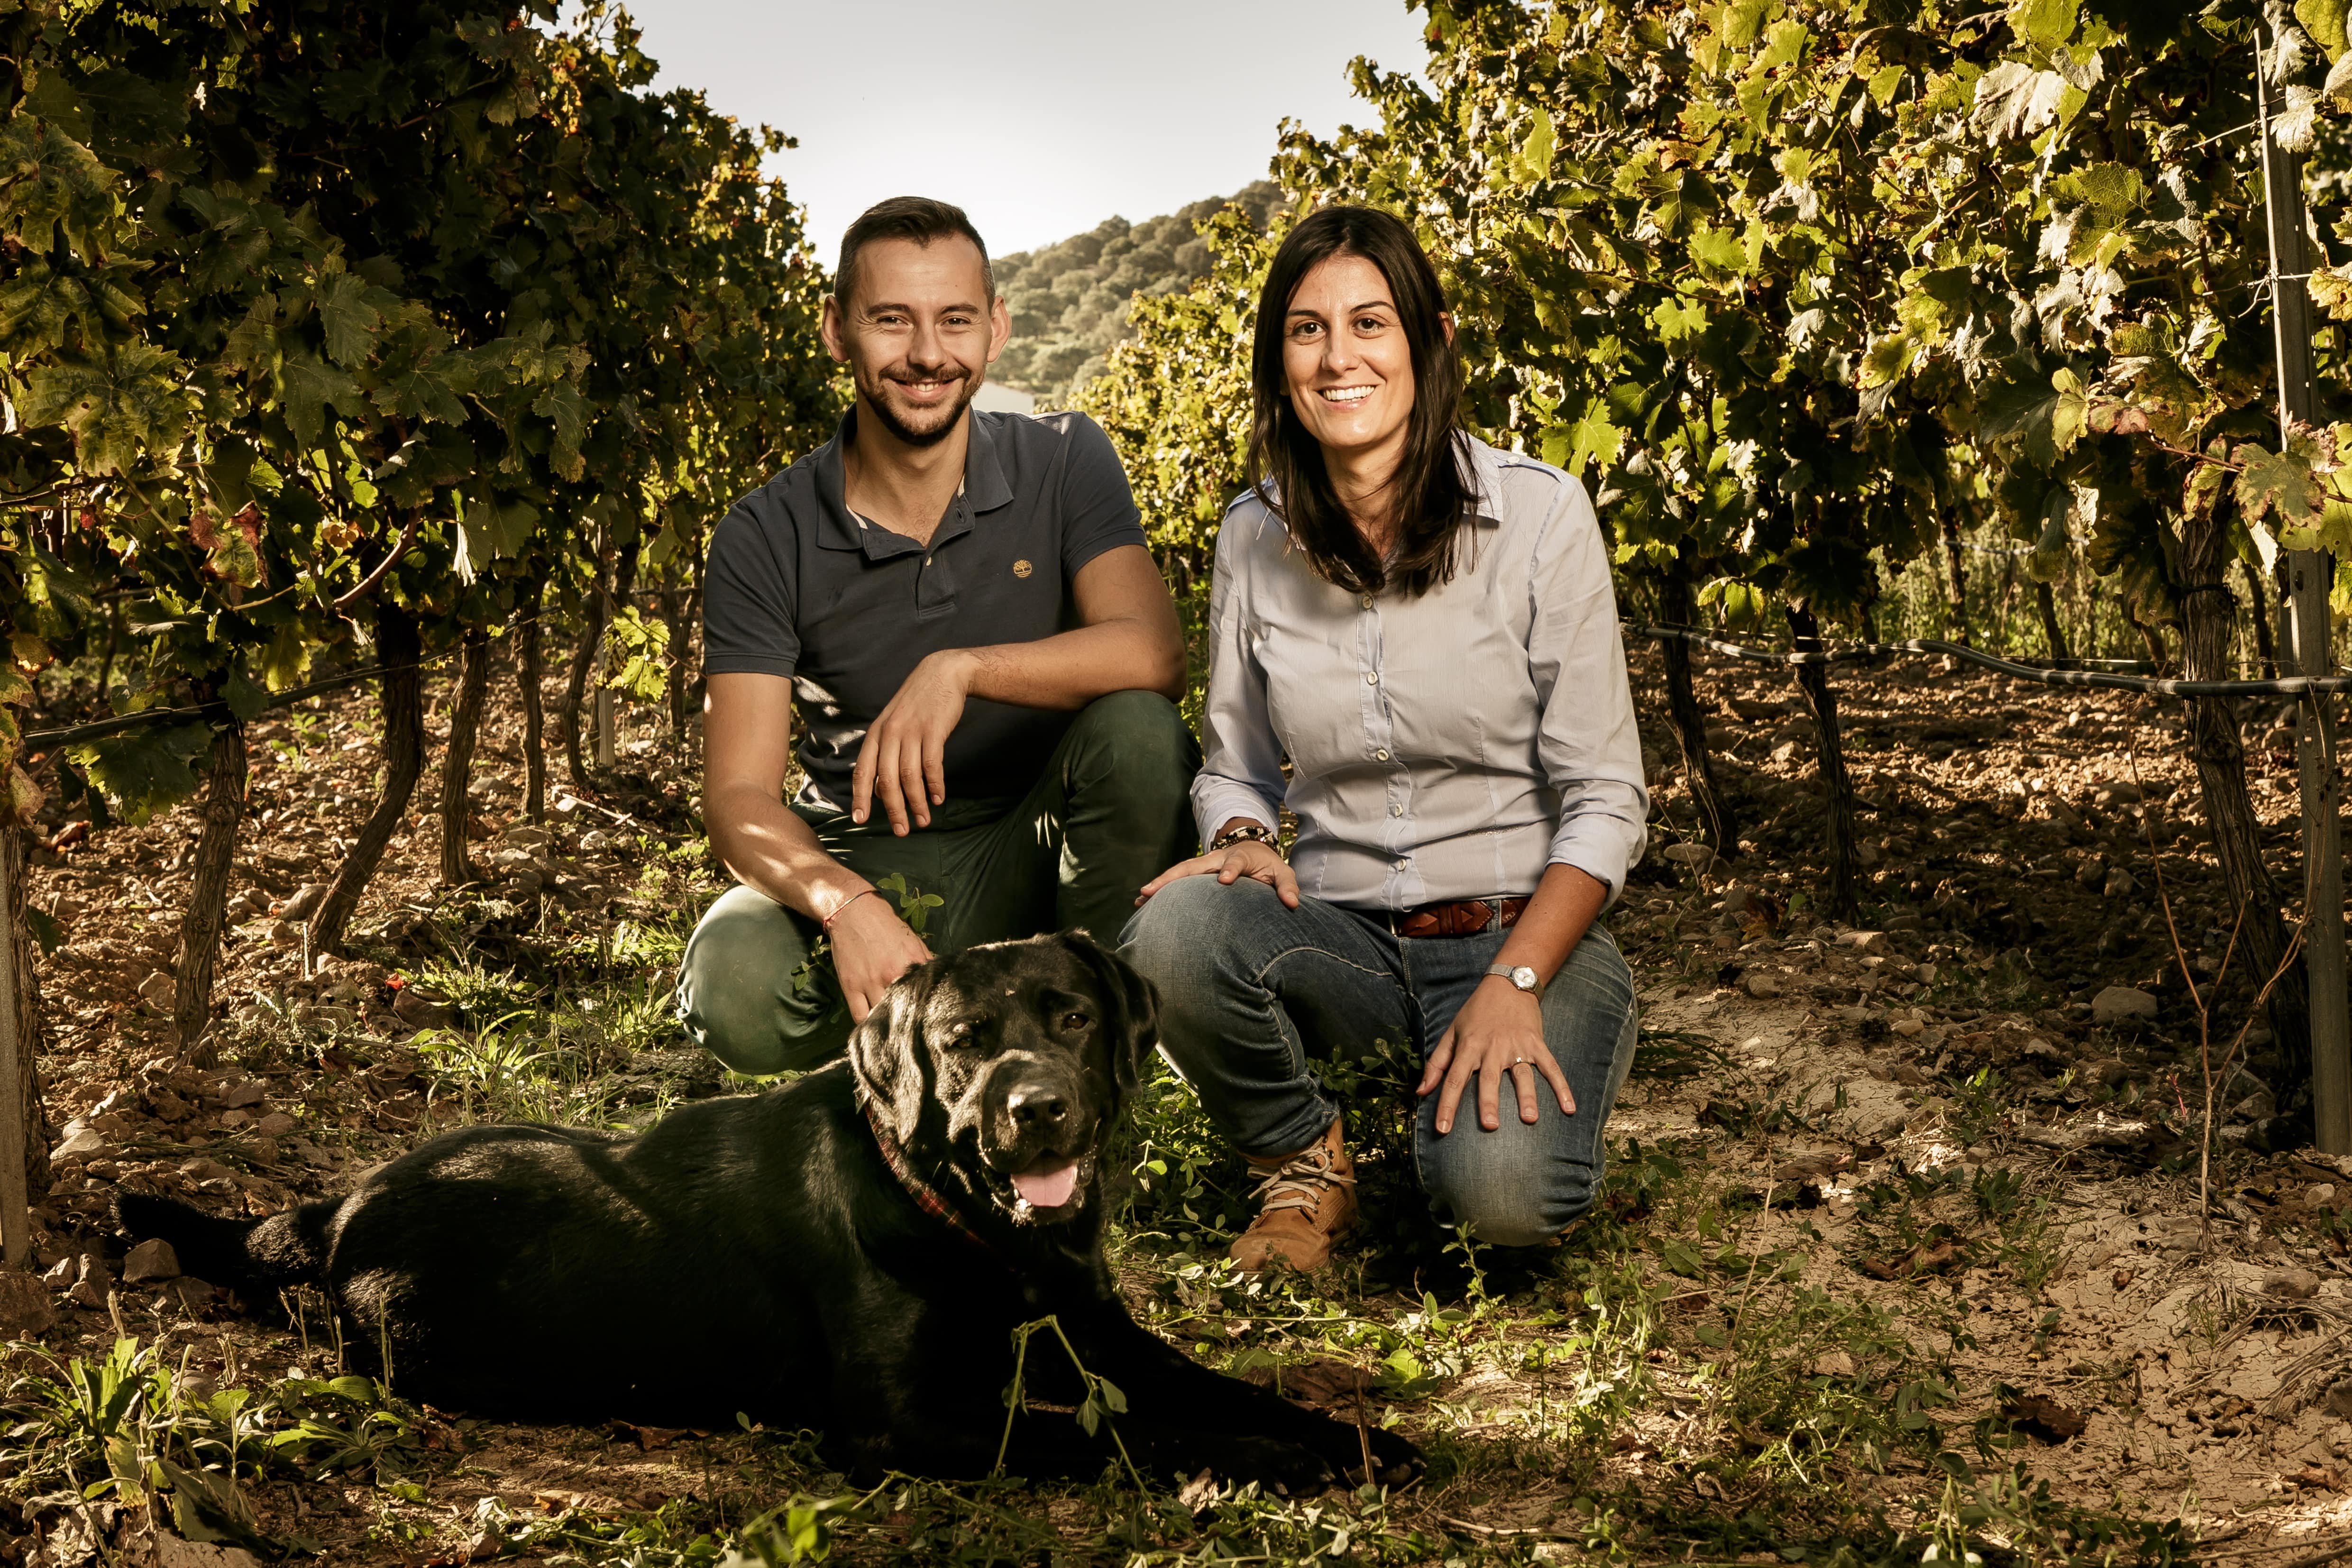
[618,0,1432,266]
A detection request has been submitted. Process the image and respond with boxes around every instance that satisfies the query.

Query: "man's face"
[822,236,1009,448]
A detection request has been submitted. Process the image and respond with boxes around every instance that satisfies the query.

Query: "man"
[678,196,1196,1074]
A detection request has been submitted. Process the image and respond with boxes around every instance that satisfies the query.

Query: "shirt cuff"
[1191,781,1281,851]
[1548,827,1638,914]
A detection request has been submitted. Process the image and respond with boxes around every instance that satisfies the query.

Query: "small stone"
[2267,1268,2323,1300]
[2092,986,2160,1025]
[66,1278,108,1310]
[123,1238,182,1284]
[219,1108,251,1129]
[137,970,177,1009]
[220,1080,265,1110]
[1891,1017,1925,1038]
[2311,1183,2339,1207]
[2103,866,2139,898]
[1662,842,1716,869]
[2075,857,2107,889]
[51,1127,107,1161]
[0,1268,56,1334]
[40,1256,76,1289]
[154,1534,264,1568]
[278,882,333,922]
[1808,1349,1856,1377]
[1742,971,1783,999]
[1838,931,1891,955]
[268,921,301,949]
[255,1111,296,1137]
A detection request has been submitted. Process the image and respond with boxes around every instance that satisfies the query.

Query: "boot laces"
[1248,1142,1356,1218]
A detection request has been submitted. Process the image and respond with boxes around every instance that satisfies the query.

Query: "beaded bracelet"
[1209,822,1281,854]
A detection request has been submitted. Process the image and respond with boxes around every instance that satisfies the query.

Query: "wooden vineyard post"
[594,517,616,770]
[2259,33,2352,1152]
[0,825,30,1267]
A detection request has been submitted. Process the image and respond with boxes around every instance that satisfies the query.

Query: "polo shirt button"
[1364,671,1379,686]
[1374,748,1391,761]
[1360,593,1373,609]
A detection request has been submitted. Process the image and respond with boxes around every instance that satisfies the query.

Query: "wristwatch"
[1486,963,1542,998]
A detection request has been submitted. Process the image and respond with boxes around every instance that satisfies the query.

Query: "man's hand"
[829,892,933,1023]
[851,649,977,834]
[1418,979,1575,1135]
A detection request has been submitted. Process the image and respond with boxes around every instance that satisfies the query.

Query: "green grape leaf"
[2011,0,2080,47]
[279,350,368,446]
[19,342,191,477]
[2300,0,2350,62]
[65,722,211,826]
[2234,440,2327,530]
[313,271,384,367]
[2051,163,2143,222]
[1687,225,1747,274]
[1518,107,1556,186]
[1977,367,2088,469]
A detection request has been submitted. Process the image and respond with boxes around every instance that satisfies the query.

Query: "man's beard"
[861,369,978,448]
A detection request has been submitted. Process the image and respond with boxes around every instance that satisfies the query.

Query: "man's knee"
[1068,690,1195,796]
[677,887,838,1077]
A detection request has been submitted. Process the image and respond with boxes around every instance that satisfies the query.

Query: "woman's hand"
[1418,978,1576,1134]
[1135,839,1300,909]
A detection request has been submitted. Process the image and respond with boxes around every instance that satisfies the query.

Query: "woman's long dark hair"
[1245,205,1472,598]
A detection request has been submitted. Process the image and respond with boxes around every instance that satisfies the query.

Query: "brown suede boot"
[1230,1118,1357,1273]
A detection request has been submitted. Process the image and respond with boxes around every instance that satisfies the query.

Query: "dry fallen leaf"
[2004,1394,2087,1443]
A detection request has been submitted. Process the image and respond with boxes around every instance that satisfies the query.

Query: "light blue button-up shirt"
[1191,436,1648,911]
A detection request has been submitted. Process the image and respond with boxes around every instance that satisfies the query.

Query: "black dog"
[119,933,1421,1489]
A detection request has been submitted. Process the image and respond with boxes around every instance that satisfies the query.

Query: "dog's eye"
[943,1022,978,1048]
[1061,1010,1090,1031]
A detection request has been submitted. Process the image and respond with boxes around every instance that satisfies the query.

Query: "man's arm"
[851,542,1184,834]
[704,671,933,1022]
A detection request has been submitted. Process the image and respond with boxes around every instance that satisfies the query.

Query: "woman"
[1120,206,1647,1272]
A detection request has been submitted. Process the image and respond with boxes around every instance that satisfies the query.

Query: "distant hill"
[989,181,1284,403]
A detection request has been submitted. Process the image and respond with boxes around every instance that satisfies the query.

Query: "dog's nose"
[1006,1083,1069,1128]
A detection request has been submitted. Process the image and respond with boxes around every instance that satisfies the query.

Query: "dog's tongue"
[1012,1160,1079,1210]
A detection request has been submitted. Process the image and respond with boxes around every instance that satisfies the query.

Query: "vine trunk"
[439,626,494,886]
[173,716,246,1062]
[310,602,426,958]
[1785,605,1858,922]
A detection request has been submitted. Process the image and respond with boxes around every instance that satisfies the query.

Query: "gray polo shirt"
[702,407,1148,810]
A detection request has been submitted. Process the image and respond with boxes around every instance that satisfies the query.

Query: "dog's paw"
[1364,1424,1424,1486]
[1210,1435,1336,1496]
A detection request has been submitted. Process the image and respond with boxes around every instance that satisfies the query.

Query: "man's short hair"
[835,197,995,309]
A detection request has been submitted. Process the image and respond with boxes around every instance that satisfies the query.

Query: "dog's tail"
[114,1191,336,1298]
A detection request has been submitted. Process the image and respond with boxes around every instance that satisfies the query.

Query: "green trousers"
[676,690,1200,1075]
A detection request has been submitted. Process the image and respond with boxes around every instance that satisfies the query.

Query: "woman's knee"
[1120,873,1276,981]
[1419,1115,1601,1247]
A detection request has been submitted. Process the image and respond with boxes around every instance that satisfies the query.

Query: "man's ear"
[1059,930,1159,1098]
[849,978,927,1141]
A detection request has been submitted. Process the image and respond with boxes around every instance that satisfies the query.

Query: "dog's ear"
[849,975,928,1142]
[1058,930,1159,1097]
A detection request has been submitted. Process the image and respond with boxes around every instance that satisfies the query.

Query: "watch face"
[1511,965,1539,992]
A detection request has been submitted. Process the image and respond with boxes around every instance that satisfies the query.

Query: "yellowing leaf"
[2234,440,2328,529]
[1971,62,2069,143]
[2300,0,2350,62]
[1518,107,1556,186]
[2011,0,2080,47]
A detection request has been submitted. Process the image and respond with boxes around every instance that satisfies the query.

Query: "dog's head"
[851,931,1156,1228]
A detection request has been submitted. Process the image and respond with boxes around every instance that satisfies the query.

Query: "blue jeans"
[1120,876,1638,1247]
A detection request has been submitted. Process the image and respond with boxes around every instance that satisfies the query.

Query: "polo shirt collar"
[813,405,1016,558]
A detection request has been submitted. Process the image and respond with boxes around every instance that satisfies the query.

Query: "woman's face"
[1280,252,1416,471]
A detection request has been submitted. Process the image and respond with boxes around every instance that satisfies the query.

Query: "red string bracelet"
[824,888,879,931]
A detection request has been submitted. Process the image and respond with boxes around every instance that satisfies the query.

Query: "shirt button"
[1390,803,1403,817]
[1374,748,1391,761]
[1394,857,1409,870]
[1360,593,1373,609]
[1364,671,1379,686]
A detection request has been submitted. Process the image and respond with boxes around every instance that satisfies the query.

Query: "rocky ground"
[2,637,2349,1566]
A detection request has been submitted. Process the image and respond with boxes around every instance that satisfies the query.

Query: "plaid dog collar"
[856,1090,995,1256]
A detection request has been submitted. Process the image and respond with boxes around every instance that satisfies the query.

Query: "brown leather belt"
[1385,896,1528,939]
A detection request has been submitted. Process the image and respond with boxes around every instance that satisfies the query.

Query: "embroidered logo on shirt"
[1012,559,1033,578]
